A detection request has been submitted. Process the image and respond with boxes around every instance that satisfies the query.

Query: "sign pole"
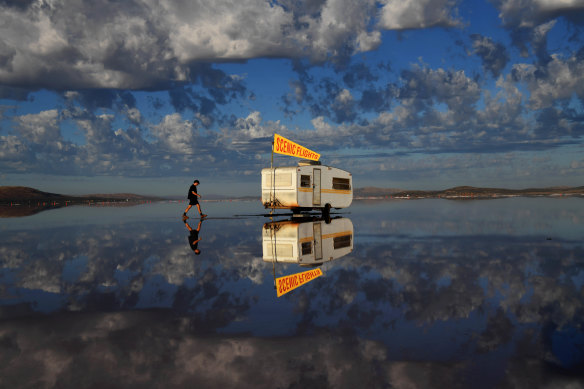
[270,141,275,214]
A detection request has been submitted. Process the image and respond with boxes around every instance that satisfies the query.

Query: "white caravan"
[262,217,354,267]
[261,161,352,213]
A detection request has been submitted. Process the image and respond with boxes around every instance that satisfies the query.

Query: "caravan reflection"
[262,217,353,266]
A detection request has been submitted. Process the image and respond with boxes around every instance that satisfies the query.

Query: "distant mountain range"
[2,185,583,206]
[354,185,584,199]
[0,186,163,204]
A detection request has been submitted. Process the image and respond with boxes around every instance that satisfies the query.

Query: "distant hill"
[0,186,163,204]
[0,186,66,202]
[358,185,584,199]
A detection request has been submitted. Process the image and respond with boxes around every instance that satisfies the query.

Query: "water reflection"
[184,218,204,255]
[262,216,353,267]
[0,200,583,387]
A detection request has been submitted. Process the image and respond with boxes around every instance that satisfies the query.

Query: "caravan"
[262,217,354,267]
[261,161,352,213]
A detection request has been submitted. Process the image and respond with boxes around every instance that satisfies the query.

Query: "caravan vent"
[298,160,322,166]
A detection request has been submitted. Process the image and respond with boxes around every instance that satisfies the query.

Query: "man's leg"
[184,204,192,215]
[196,204,207,218]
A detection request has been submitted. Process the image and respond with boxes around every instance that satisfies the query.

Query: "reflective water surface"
[1,198,583,388]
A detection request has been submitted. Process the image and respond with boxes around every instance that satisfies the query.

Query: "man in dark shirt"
[183,179,207,219]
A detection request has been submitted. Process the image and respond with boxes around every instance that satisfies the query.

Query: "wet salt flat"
[1,198,583,388]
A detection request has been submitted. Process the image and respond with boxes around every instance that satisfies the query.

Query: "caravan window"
[300,175,311,188]
[301,241,312,255]
[332,177,351,190]
[333,234,352,249]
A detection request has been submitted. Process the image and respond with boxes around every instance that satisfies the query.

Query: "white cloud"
[309,0,379,59]
[512,53,584,109]
[336,89,354,105]
[149,113,195,154]
[471,35,510,77]
[495,0,584,28]
[14,109,61,144]
[378,0,461,30]
[165,0,296,61]
[0,135,27,161]
[0,0,386,90]
[223,111,289,154]
[232,111,273,140]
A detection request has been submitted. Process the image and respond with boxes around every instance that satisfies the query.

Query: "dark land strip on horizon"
[1,185,582,218]
[2,185,584,204]
[354,185,584,199]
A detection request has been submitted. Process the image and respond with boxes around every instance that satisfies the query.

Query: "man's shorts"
[189,198,199,205]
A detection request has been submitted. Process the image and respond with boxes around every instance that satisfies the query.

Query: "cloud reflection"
[0,201,583,386]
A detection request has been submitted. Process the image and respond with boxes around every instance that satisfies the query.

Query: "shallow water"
[1,198,583,388]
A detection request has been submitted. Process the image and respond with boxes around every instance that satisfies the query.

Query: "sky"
[1,0,584,197]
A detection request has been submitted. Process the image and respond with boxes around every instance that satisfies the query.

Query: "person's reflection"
[184,219,203,255]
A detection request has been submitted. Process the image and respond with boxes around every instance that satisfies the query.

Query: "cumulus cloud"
[493,0,584,29]
[0,106,247,177]
[1,0,583,185]
[397,65,481,113]
[0,0,468,95]
[471,34,510,77]
[511,51,584,110]
[491,0,584,56]
[221,111,288,155]
[0,135,29,165]
[378,0,462,30]
[332,89,357,122]
[283,60,392,124]
[14,109,61,144]
[2,51,582,180]
[149,113,196,154]
[0,0,386,92]
[1,109,78,172]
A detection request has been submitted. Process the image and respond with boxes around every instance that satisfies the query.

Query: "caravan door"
[313,222,323,260]
[313,168,321,206]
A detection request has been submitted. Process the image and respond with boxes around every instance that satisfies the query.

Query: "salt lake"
[0,197,583,388]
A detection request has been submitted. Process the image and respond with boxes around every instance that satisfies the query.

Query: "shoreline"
[354,193,584,200]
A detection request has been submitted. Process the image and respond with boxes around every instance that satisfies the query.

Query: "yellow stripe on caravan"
[321,189,352,194]
[276,268,323,297]
[322,231,353,240]
[298,188,351,194]
[299,231,352,243]
[273,133,320,161]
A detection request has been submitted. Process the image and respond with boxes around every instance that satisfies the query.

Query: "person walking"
[183,179,207,219]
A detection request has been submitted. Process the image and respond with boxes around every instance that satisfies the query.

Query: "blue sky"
[1,0,584,196]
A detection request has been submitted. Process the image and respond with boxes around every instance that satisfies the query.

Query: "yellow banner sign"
[276,268,323,297]
[273,133,320,161]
